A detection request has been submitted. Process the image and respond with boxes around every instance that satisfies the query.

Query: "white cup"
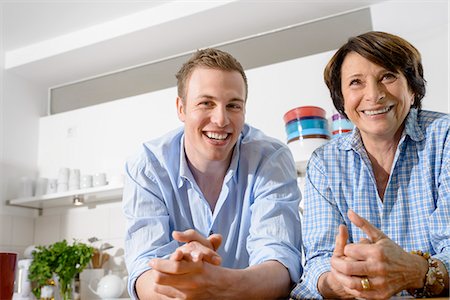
[58,167,70,184]
[93,173,107,187]
[57,182,68,193]
[108,174,124,186]
[69,169,80,190]
[19,177,34,198]
[80,175,93,189]
[46,179,57,194]
[34,178,48,197]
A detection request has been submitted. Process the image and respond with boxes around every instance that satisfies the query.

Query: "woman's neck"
[361,130,403,200]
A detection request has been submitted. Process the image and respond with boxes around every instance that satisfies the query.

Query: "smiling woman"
[290,31,450,299]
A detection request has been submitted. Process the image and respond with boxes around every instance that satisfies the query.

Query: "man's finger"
[208,233,223,251]
[347,209,386,242]
[169,248,184,261]
[173,229,210,246]
[149,257,201,274]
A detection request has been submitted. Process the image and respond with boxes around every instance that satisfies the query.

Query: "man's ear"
[176,96,185,122]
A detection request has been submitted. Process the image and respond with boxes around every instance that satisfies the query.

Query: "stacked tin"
[283,106,330,163]
[331,112,354,138]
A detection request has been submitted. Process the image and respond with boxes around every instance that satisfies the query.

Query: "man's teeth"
[364,106,392,116]
[206,132,228,140]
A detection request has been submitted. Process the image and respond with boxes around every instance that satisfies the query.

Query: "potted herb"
[29,240,94,300]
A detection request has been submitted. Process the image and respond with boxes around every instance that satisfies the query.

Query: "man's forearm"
[225,260,292,299]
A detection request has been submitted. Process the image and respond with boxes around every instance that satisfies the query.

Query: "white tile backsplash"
[0,214,13,245]
[61,207,109,242]
[34,214,61,246]
[108,204,127,240]
[11,216,34,246]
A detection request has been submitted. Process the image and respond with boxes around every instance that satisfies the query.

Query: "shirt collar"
[178,135,192,188]
[404,108,424,142]
[177,131,242,188]
[338,108,424,152]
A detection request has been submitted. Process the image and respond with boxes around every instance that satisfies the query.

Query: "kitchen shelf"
[6,183,123,213]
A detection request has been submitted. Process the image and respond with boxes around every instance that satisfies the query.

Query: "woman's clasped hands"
[321,209,428,299]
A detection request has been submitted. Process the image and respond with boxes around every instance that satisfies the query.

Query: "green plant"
[29,240,94,300]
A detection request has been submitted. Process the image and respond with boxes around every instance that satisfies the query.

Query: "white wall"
[371,1,449,113]
[1,1,448,257]
[0,72,47,254]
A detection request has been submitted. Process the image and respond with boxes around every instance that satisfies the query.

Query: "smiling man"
[123,48,302,299]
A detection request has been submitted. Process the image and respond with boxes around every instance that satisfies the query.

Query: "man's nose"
[211,106,229,127]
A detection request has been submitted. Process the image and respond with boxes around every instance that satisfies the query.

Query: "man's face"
[177,67,246,166]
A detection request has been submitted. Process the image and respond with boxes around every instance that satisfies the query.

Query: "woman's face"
[340,52,414,142]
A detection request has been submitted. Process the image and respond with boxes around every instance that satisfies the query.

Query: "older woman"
[290,31,449,299]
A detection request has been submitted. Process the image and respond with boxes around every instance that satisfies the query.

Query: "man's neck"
[187,157,231,211]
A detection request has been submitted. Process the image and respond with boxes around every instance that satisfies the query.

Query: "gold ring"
[361,277,371,290]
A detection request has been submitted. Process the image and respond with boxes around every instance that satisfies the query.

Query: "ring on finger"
[361,277,371,290]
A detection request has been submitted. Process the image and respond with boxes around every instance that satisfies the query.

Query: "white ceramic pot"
[88,272,126,299]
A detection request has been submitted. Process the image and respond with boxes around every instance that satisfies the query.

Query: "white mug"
[57,182,68,193]
[19,177,34,198]
[34,178,48,197]
[69,169,80,190]
[93,173,107,187]
[58,167,70,184]
[80,175,93,189]
[46,179,57,194]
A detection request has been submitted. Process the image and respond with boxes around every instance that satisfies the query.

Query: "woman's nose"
[365,81,386,103]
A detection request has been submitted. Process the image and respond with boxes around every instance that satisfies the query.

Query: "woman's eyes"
[349,79,362,86]
[381,73,397,81]
[348,73,397,86]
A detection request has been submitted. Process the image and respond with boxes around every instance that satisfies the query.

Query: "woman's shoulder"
[418,110,449,125]
[418,110,450,135]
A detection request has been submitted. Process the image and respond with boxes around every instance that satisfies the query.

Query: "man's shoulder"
[240,124,287,152]
[127,127,183,168]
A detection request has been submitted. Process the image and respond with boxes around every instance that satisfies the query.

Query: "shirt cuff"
[433,252,450,277]
[250,245,302,283]
[291,255,331,299]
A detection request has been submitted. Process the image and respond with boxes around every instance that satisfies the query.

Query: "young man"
[123,48,302,299]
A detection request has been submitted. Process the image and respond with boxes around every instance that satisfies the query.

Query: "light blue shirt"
[123,124,302,299]
[290,109,450,298]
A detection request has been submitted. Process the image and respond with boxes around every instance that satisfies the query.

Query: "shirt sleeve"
[246,146,303,283]
[291,152,345,299]
[122,153,179,299]
[431,132,450,271]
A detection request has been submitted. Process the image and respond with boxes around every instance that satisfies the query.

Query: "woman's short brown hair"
[176,48,248,101]
[324,31,426,117]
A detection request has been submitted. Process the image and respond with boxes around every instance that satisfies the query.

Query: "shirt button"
[209,230,213,236]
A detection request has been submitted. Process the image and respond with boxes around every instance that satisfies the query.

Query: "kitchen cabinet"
[6,183,123,214]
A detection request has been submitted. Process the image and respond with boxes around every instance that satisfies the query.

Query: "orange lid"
[283,106,326,123]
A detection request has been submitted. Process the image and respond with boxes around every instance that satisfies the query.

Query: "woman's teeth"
[206,132,228,140]
[364,106,392,116]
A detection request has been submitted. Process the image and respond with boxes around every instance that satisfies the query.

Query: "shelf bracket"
[5,200,43,216]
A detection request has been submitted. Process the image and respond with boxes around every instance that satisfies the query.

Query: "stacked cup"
[331,112,354,138]
[57,167,70,193]
[283,106,330,163]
